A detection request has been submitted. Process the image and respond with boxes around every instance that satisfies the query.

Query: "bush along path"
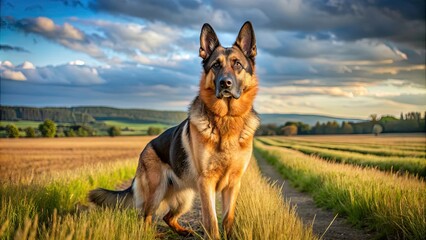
[254,151,373,240]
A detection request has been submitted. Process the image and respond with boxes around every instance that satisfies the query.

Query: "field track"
[255,151,372,240]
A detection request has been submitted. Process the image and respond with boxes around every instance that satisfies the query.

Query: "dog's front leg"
[198,177,220,239]
[222,180,241,238]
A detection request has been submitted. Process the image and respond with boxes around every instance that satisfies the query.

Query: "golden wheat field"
[0,137,152,181]
[0,136,315,240]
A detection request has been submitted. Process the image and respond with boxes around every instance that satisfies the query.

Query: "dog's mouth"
[216,89,241,99]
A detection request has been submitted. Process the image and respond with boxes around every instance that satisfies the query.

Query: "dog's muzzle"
[215,77,241,99]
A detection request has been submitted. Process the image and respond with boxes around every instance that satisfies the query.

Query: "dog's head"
[199,21,258,116]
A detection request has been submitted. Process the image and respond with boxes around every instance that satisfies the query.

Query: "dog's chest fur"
[187,97,259,183]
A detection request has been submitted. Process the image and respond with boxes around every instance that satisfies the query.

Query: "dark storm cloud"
[89,0,425,49]
[0,44,30,53]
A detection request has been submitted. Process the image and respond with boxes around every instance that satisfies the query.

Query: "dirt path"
[254,151,373,240]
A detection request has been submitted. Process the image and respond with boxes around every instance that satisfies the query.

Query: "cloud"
[1,69,27,81]
[69,60,85,65]
[1,60,105,85]
[261,85,368,98]
[0,44,30,53]
[383,93,426,106]
[89,0,425,50]
[0,60,14,67]
[6,16,106,59]
[20,61,35,69]
[70,18,197,67]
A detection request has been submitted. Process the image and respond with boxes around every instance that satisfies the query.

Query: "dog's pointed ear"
[234,21,256,58]
[199,23,220,60]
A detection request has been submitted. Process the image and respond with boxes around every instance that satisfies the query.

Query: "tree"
[372,124,383,136]
[77,127,89,137]
[65,129,76,137]
[369,114,378,122]
[38,119,56,137]
[6,124,19,138]
[400,112,404,120]
[282,125,297,136]
[108,126,121,137]
[25,127,36,138]
[147,127,162,136]
[340,122,353,134]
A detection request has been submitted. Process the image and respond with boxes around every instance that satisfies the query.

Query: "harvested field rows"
[272,138,426,158]
[255,139,426,239]
[259,136,426,177]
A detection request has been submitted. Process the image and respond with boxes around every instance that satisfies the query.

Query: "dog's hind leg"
[134,144,168,225]
[163,188,195,236]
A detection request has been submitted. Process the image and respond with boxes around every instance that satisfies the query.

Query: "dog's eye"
[212,62,220,69]
[234,61,243,69]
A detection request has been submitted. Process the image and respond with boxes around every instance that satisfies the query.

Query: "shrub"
[147,127,162,136]
[6,124,19,138]
[372,124,383,136]
[65,129,76,137]
[39,120,56,138]
[282,125,297,136]
[108,126,121,137]
[25,127,36,138]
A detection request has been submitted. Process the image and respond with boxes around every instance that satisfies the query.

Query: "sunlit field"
[0,137,151,181]
[258,135,426,177]
[0,137,315,239]
[255,134,426,239]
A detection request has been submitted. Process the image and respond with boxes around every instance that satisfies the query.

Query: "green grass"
[102,120,169,136]
[255,140,426,239]
[0,120,171,137]
[0,159,147,239]
[260,137,426,177]
[0,121,43,129]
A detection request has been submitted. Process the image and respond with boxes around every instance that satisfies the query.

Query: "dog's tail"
[88,179,134,208]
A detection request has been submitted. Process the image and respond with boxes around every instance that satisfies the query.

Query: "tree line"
[256,112,426,136]
[1,120,164,138]
[1,106,186,125]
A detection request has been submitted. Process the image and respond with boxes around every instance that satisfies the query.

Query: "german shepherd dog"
[89,21,259,239]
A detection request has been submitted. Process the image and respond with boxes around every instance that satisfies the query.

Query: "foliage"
[147,127,162,136]
[372,124,383,136]
[38,119,57,138]
[282,125,297,136]
[108,126,121,137]
[257,112,425,136]
[1,106,186,125]
[24,127,36,138]
[5,124,19,138]
[64,129,76,137]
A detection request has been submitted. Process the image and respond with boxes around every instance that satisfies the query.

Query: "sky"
[0,0,425,119]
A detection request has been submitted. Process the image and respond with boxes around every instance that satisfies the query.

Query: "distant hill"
[260,113,365,126]
[1,106,187,125]
[1,105,364,126]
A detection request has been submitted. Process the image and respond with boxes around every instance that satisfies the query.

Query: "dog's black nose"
[220,78,233,89]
